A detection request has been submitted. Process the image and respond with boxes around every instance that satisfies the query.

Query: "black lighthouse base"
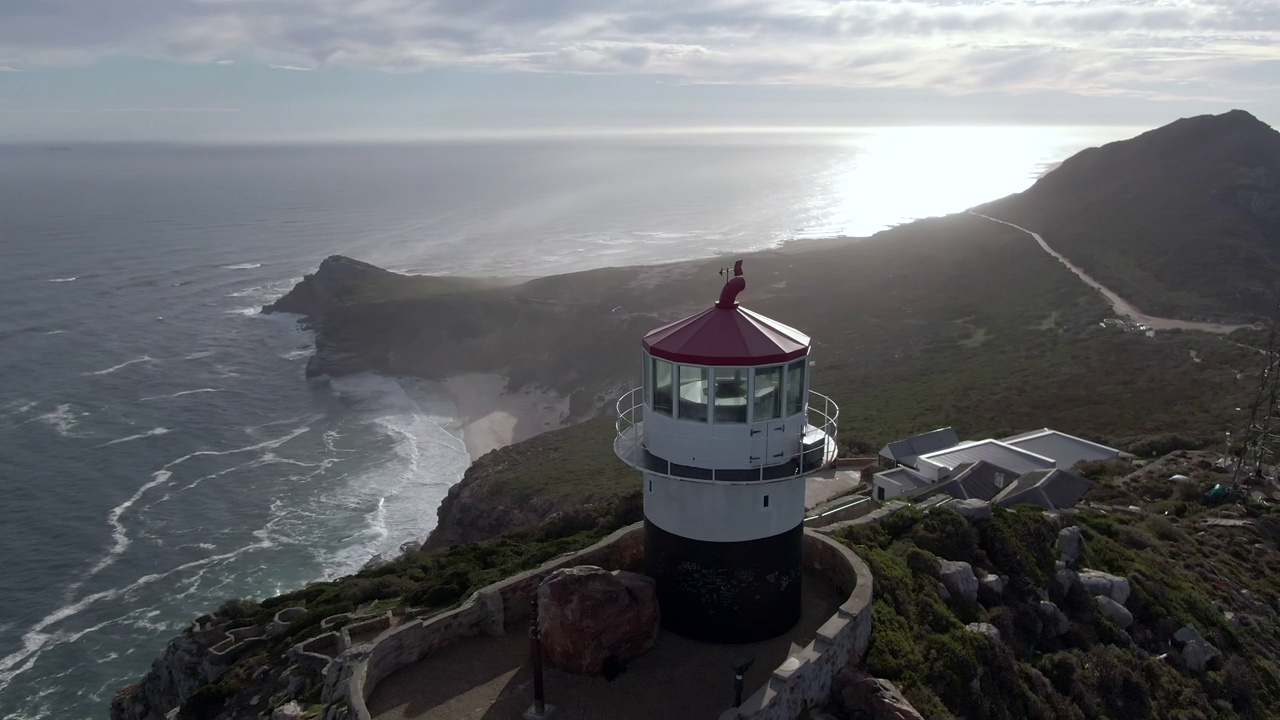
[644,518,802,644]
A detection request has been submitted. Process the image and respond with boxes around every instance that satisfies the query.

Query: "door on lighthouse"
[751,366,783,469]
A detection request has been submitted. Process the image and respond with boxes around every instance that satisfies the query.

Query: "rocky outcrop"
[537,566,659,677]
[109,622,226,720]
[1095,596,1134,630]
[836,669,926,720]
[965,622,1001,643]
[264,255,404,320]
[937,559,979,603]
[423,422,632,551]
[938,498,992,522]
[1038,600,1072,637]
[1079,570,1131,605]
[1173,624,1223,673]
[1056,526,1083,568]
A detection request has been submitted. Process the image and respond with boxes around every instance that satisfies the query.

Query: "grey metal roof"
[873,467,932,493]
[917,439,1055,476]
[914,460,1020,502]
[879,427,960,467]
[993,469,1094,510]
[1001,429,1129,470]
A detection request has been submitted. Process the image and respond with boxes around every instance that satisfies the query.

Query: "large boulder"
[537,566,659,677]
[1057,526,1084,568]
[1079,570,1131,605]
[837,669,927,720]
[937,559,979,603]
[939,498,993,522]
[1055,567,1079,594]
[1173,624,1223,673]
[1038,600,1071,636]
[1095,596,1134,630]
[965,622,1001,643]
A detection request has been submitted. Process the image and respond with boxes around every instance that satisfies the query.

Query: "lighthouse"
[614,261,839,643]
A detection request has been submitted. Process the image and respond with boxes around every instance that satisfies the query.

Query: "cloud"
[215,59,234,65]
[268,64,312,71]
[0,0,1275,102]
[0,65,19,72]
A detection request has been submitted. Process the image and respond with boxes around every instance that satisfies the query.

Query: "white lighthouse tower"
[614,261,839,643]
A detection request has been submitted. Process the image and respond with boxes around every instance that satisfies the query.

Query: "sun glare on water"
[798,125,1139,238]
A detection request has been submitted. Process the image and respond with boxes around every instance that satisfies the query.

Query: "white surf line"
[85,356,154,376]
[95,427,171,448]
[83,423,315,584]
[46,277,77,283]
[139,388,222,402]
[0,538,275,693]
[970,212,1257,335]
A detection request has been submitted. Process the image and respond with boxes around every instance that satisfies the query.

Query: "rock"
[1095,596,1134,630]
[1055,567,1078,594]
[537,566,659,676]
[1057,526,1084,568]
[979,574,1004,597]
[937,559,979,603]
[1173,624,1222,673]
[935,581,950,601]
[398,540,422,555]
[1038,601,1071,636]
[110,621,231,720]
[837,669,927,720]
[1079,570,1131,604]
[271,701,306,720]
[939,498,993,522]
[965,622,1001,643]
[360,553,388,572]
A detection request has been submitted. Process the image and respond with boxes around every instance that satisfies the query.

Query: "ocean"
[0,126,1135,718]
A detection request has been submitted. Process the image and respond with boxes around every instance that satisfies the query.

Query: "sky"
[0,0,1278,142]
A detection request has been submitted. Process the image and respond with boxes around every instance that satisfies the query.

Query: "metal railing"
[614,387,839,484]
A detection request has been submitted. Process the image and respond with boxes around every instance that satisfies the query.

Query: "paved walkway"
[368,571,842,720]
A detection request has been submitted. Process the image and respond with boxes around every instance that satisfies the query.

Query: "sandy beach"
[440,373,570,461]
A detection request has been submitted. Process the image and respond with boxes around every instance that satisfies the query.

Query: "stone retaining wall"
[323,523,869,720]
[330,523,647,720]
[717,530,874,720]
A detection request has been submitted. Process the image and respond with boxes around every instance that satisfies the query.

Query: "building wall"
[645,471,805,542]
[718,531,874,720]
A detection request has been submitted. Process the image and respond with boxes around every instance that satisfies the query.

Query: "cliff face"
[109,627,222,720]
[425,415,633,551]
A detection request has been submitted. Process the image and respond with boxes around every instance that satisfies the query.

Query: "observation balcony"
[614,387,839,483]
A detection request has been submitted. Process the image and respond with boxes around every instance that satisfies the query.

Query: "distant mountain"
[978,110,1280,319]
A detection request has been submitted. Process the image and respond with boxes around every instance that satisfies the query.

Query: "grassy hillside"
[978,110,1280,319]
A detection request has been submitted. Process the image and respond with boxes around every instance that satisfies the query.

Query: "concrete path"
[367,571,842,720]
[804,467,864,509]
[971,212,1258,335]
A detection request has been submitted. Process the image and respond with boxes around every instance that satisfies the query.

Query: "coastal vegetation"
[842,460,1280,719]
[115,110,1280,719]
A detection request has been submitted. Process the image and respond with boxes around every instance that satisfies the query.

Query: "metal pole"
[530,599,546,714]
[734,672,744,707]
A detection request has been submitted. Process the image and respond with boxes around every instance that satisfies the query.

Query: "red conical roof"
[643,305,810,365]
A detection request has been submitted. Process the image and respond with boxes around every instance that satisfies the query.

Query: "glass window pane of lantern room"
[754,366,781,421]
[652,358,673,416]
[713,367,748,423]
[678,365,709,422]
[787,360,806,416]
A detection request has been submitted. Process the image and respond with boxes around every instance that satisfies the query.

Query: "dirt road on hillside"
[971,212,1260,335]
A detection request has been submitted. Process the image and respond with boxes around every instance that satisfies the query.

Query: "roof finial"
[716,260,746,308]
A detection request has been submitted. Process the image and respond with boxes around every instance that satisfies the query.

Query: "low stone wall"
[331,523,646,720]
[323,522,868,720]
[718,530,874,720]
